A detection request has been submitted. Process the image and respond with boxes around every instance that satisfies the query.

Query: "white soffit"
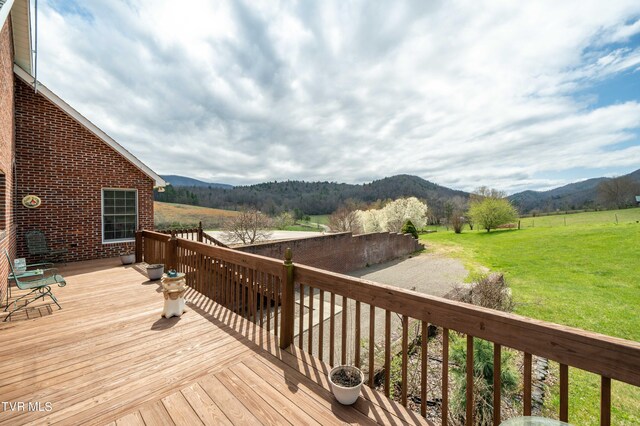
[9,0,31,74]
[14,65,166,188]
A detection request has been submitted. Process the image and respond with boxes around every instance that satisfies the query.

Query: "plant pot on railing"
[328,365,364,405]
[146,264,164,280]
[120,253,135,265]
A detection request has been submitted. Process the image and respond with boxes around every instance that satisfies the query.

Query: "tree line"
[154,174,470,221]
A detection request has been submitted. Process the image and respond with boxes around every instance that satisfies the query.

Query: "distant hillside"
[161,175,233,189]
[156,169,640,217]
[509,168,640,213]
[155,174,470,218]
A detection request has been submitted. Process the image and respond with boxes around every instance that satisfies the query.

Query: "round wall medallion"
[22,195,42,209]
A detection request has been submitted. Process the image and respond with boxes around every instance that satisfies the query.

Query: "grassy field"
[519,208,640,228]
[154,201,239,229]
[309,214,330,225]
[420,207,640,425]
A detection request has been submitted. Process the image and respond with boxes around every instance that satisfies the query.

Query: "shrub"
[401,220,419,239]
[450,336,519,424]
[451,212,465,233]
[450,273,515,312]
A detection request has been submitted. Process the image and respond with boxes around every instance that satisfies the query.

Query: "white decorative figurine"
[161,271,187,318]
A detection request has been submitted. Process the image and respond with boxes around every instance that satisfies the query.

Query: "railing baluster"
[341,296,348,365]
[308,286,314,355]
[385,310,391,397]
[318,290,324,361]
[601,376,611,426]
[466,335,474,426]
[355,301,361,369]
[259,271,264,327]
[299,283,304,349]
[442,327,449,426]
[401,315,408,407]
[330,293,335,366]
[273,276,279,336]
[252,268,257,322]
[266,273,271,332]
[369,306,375,388]
[493,343,501,425]
[524,352,532,415]
[421,320,428,417]
[560,363,569,422]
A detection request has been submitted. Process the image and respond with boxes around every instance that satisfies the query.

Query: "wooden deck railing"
[155,222,228,247]
[135,230,640,425]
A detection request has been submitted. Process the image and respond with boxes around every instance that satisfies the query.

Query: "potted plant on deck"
[328,365,364,405]
[146,264,164,280]
[119,243,135,265]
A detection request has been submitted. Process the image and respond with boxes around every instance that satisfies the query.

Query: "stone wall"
[14,77,155,262]
[0,17,15,302]
[237,232,423,273]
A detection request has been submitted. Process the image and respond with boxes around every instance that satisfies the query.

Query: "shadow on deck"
[0,258,427,425]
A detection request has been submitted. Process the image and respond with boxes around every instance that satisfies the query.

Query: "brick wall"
[237,232,423,273]
[14,77,155,262]
[0,17,15,302]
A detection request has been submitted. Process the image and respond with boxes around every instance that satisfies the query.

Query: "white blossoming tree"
[357,197,428,233]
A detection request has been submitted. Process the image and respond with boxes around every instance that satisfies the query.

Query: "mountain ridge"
[157,169,640,215]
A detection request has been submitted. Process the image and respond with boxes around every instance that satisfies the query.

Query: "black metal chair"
[3,249,66,321]
[25,230,68,263]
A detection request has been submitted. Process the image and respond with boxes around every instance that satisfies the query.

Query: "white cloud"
[36,0,640,192]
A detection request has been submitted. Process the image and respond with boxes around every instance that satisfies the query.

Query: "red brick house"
[1,0,165,300]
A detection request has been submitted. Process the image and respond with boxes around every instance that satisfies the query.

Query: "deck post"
[135,230,143,263]
[280,248,295,349]
[198,221,204,242]
[167,232,178,270]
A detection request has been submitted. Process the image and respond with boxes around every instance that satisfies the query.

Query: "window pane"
[103,190,137,241]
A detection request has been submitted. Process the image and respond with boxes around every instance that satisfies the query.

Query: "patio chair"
[3,249,66,321]
[25,230,68,263]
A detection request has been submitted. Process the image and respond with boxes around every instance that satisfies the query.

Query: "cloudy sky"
[36,0,640,193]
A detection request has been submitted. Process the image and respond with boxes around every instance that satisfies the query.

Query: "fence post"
[198,221,204,243]
[135,230,143,263]
[167,232,178,270]
[280,247,295,349]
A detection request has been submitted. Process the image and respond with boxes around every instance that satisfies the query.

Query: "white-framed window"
[102,189,137,243]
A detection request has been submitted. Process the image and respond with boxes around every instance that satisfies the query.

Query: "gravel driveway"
[293,251,468,369]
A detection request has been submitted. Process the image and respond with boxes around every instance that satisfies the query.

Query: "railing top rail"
[201,232,229,248]
[294,263,640,387]
[176,238,282,276]
[141,230,172,242]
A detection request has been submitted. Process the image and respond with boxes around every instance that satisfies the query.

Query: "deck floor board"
[0,258,429,425]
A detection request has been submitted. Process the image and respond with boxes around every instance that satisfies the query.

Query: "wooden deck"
[0,258,427,425]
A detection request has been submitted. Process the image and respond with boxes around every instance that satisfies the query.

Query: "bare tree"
[223,209,273,245]
[471,186,506,201]
[597,176,640,209]
[329,201,362,233]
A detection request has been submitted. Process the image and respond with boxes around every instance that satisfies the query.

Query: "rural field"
[421,207,640,425]
[154,201,239,229]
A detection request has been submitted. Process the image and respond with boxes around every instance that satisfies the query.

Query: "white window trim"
[101,188,138,245]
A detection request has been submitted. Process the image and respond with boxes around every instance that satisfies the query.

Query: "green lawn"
[309,214,330,225]
[420,209,640,425]
[519,207,640,228]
